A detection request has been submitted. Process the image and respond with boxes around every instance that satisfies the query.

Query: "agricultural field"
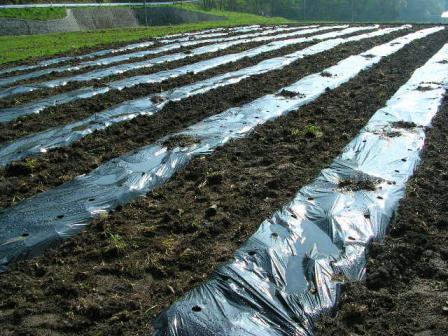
[0,22,447,336]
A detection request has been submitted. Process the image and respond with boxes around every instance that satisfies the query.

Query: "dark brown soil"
[0,40,268,109]
[316,97,448,336]
[392,120,417,129]
[0,39,315,138]
[338,178,378,192]
[417,84,438,91]
[321,70,333,77]
[0,32,351,140]
[0,26,335,110]
[7,41,232,87]
[162,134,200,149]
[278,89,306,98]
[0,26,446,336]
[0,27,420,210]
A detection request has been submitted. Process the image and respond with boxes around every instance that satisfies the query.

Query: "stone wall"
[0,7,224,36]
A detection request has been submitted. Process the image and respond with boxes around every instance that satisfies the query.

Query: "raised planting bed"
[0,23,447,336]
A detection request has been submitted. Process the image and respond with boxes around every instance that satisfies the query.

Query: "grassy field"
[0,8,67,20]
[0,4,293,65]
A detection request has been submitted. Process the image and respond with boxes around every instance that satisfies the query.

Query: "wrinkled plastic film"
[153,39,448,336]
[0,26,308,88]
[0,25,362,122]
[0,27,440,272]
[0,26,410,165]
[0,25,265,77]
[0,25,330,99]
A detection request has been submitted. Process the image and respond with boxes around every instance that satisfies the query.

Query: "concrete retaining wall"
[0,7,224,36]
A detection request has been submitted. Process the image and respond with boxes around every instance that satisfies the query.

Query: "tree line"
[200,0,447,22]
[3,1,178,4]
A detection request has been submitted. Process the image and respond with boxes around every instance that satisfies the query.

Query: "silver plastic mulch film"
[0,25,264,77]
[0,26,306,88]
[0,25,355,123]
[0,25,326,100]
[0,25,410,166]
[154,40,448,336]
[0,27,440,272]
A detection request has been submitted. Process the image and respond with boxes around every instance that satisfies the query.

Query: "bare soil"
[0,27,420,210]
[0,26,337,110]
[316,97,448,336]
[0,26,446,336]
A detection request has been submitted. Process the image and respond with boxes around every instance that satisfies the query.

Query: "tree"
[199,0,446,22]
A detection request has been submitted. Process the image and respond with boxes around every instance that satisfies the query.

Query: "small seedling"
[290,124,323,138]
[24,158,39,171]
[109,234,128,251]
[304,124,324,138]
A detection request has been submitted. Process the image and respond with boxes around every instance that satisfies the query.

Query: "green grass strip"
[0,8,67,21]
[0,4,293,65]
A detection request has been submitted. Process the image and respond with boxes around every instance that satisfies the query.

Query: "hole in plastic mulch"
[22,233,29,237]
[192,306,202,312]
[271,232,279,238]
[56,215,64,219]
[88,198,95,202]
[248,251,256,256]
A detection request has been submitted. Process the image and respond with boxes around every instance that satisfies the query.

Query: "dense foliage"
[200,0,447,22]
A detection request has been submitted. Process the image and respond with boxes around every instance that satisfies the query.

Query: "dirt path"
[0,27,445,336]
[0,28,419,210]
[316,101,448,336]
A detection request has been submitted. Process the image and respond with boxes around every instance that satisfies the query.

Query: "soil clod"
[162,135,200,149]
[392,120,417,129]
[4,160,35,177]
[1,25,447,336]
[338,178,378,192]
[417,85,437,91]
[150,95,166,104]
[277,89,306,98]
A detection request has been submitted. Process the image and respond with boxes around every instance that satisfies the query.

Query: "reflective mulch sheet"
[0,25,405,165]
[153,40,448,336]
[0,27,440,272]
